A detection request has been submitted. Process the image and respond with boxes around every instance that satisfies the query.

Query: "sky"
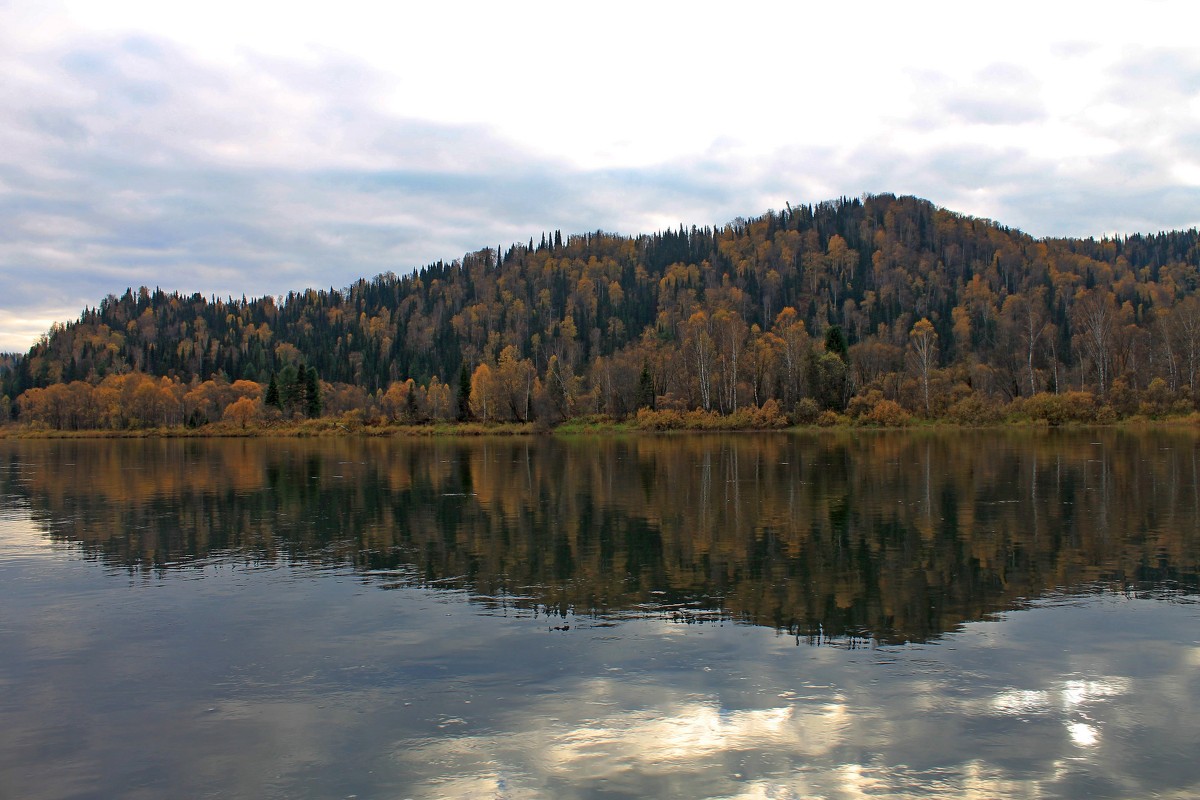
[2,0,1199,352]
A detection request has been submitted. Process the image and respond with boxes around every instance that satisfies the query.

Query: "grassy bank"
[0,419,539,439]
[3,410,1199,440]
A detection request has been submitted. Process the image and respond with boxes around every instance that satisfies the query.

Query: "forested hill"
[6,193,1200,423]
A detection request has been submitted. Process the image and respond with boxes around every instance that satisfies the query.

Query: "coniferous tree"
[304,367,322,418]
[405,380,418,421]
[824,325,850,361]
[265,372,281,410]
[808,350,850,411]
[279,363,301,415]
[456,363,472,421]
[637,363,656,410]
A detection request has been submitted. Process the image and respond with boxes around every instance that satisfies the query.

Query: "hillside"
[5,193,1200,427]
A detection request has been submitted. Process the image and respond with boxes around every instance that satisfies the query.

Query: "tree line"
[5,193,1200,429]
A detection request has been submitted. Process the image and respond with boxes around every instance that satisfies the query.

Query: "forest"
[4,193,1200,430]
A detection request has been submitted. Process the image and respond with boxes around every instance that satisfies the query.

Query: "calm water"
[0,431,1198,799]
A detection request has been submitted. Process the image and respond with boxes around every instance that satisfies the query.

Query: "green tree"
[265,372,281,410]
[807,350,849,411]
[405,380,419,420]
[824,325,849,361]
[456,363,472,421]
[279,363,300,414]
[304,367,322,418]
[636,363,656,410]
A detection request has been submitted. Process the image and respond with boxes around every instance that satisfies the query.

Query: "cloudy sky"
[2,0,1198,352]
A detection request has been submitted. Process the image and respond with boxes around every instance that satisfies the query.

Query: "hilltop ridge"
[5,193,1200,427]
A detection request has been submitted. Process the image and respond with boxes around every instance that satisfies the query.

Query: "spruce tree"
[405,381,419,421]
[636,363,655,410]
[456,363,472,421]
[280,363,303,415]
[265,372,281,409]
[824,325,850,362]
[304,367,322,418]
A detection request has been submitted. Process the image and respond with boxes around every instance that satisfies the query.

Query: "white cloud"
[0,308,79,352]
[2,0,1200,351]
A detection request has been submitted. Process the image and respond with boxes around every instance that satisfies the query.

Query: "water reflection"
[2,430,1199,643]
[2,445,1199,800]
[371,597,1200,799]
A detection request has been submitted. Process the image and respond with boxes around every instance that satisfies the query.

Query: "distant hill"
[5,193,1200,423]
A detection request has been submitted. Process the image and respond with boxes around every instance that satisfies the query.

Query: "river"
[1,431,1197,798]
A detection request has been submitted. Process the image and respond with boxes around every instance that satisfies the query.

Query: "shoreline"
[2,414,1198,440]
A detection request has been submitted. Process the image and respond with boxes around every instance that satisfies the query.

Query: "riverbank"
[0,418,539,439]
[3,411,1199,439]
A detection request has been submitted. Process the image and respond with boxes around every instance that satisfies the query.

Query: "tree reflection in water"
[3,429,1198,643]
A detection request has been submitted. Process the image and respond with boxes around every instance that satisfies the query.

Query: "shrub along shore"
[3,399,1199,440]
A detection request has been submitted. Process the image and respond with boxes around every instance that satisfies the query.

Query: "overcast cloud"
[2,0,1199,351]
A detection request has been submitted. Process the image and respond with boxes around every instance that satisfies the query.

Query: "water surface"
[1,431,1198,798]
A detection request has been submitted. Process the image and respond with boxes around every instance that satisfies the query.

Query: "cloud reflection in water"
[380,609,1192,800]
